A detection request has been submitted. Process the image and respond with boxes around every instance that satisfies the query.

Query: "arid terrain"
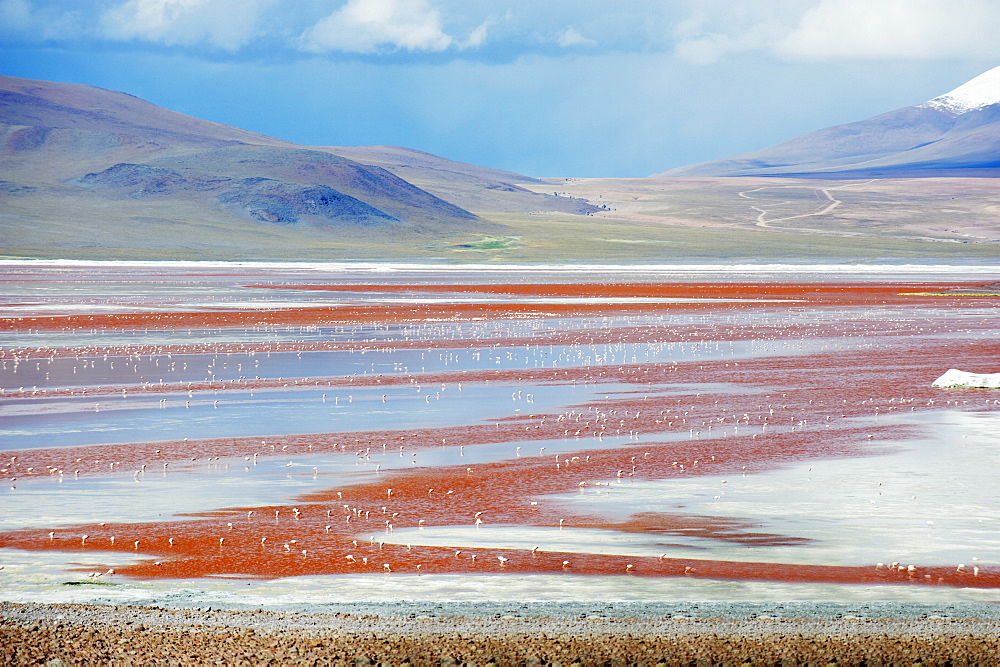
[529,176,1000,244]
[3,75,998,263]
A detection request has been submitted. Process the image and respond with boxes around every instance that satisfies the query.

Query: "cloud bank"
[775,0,1000,60]
[2,0,998,177]
[1,0,996,62]
[100,0,277,51]
[301,0,454,54]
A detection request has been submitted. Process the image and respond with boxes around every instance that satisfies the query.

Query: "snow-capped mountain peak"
[921,65,1000,114]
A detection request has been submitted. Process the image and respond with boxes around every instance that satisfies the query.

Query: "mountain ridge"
[659,66,1000,178]
[1,74,599,243]
[0,74,291,154]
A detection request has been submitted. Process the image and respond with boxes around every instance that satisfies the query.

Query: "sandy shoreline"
[5,602,1000,664]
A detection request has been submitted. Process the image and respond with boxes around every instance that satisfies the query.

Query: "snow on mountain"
[921,65,1000,114]
[659,66,1000,178]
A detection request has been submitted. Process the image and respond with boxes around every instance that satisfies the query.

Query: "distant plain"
[4,174,998,263]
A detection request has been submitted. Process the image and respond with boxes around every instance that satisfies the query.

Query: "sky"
[1,0,999,177]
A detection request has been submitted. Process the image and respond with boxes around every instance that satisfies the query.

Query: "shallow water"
[3,548,1000,614]
[388,410,1000,568]
[0,429,659,531]
[1,380,628,449]
[1,262,998,612]
[1,338,812,389]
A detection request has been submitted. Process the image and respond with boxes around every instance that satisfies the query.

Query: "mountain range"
[1,69,997,261]
[660,66,1000,178]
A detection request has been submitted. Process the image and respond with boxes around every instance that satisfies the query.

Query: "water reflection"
[1,262,998,610]
[3,339,814,390]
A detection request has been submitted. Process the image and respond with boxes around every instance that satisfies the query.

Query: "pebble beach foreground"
[4,603,1000,665]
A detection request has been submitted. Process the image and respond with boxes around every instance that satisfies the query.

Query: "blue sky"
[2,0,998,177]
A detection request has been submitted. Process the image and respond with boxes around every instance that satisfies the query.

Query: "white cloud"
[6,0,998,66]
[669,0,1000,64]
[462,20,490,49]
[300,0,458,54]
[775,0,1000,60]
[101,0,276,51]
[556,27,595,48]
[671,1,796,65]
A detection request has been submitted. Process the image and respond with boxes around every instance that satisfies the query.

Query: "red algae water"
[1,261,999,611]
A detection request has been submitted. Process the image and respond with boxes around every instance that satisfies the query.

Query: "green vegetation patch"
[448,235,522,251]
[62,580,118,586]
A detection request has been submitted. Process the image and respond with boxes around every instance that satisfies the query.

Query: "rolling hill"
[327,145,597,216]
[1,74,602,257]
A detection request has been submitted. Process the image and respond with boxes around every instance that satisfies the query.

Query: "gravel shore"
[4,601,1000,665]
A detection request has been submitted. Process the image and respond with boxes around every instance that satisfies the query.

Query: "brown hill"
[2,75,600,257]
